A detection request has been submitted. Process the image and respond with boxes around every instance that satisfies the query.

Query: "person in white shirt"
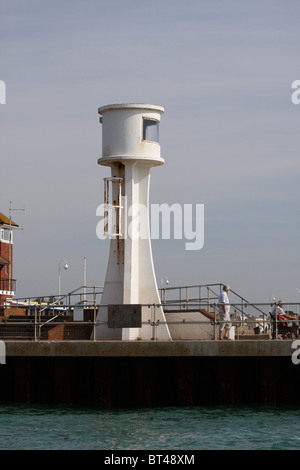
[218,284,231,340]
[271,300,299,339]
[271,300,297,321]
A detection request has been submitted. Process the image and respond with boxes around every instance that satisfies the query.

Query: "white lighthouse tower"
[95,103,171,341]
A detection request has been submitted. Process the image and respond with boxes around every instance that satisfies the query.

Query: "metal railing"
[159,282,266,318]
[9,285,103,307]
[1,285,103,341]
[0,302,299,341]
[0,283,299,341]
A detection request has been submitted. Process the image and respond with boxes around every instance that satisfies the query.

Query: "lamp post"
[58,259,69,300]
[160,276,169,287]
[83,256,87,304]
[160,276,169,304]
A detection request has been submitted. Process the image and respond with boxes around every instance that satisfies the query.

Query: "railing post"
[207,287,210,311]
[38,305,41,340]
[235,310,239,340]
[34,306,37,341]
[93,286,96,340]
[214,303,217,340]
[152,304,156,341]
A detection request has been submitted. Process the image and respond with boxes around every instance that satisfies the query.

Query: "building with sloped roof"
[0,212,18,304]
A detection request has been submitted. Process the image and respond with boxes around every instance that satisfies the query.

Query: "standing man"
[218,284,231,340]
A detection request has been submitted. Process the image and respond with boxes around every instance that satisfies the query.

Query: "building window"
[142,118,159,143]
[0,228,11,243]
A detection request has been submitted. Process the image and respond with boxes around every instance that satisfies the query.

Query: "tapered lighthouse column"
[95,103,171,340]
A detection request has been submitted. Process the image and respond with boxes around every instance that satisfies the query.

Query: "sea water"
[0,403,299,450]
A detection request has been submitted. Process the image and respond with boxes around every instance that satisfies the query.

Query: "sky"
[0,0,299,305]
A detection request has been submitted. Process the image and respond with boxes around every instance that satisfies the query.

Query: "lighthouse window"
[142,119,159,143]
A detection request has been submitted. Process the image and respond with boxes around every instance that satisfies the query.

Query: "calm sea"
[0,403,299,451]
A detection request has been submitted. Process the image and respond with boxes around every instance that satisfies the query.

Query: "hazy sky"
[1,0,299,304]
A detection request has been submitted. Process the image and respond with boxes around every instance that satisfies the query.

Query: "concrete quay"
[4,339,298,358]
[1,339,299,408]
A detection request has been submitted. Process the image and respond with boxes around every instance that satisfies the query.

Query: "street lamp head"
[160,276,169,286]
[64,263,68,270]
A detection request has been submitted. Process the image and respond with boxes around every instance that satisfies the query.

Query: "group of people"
[218,285,300,340]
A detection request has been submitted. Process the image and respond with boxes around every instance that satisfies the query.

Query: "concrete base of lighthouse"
[95,304,171,341]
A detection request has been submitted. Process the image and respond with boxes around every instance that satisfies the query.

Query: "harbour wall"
[0,341,299,407]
